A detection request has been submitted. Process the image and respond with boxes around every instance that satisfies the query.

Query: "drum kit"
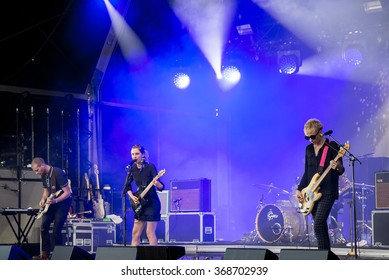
[246,179,376,246]
[248,183,307,245]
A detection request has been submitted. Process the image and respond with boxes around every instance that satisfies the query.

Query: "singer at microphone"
[296,118,345,251]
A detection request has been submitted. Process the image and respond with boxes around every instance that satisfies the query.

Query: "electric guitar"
[299,143,350,216]
[36,190,63,220]
[130,169,166,215]
[84,172,97,217]
[93,164,106,219]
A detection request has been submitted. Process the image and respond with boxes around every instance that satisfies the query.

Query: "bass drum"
[255,204,306,243]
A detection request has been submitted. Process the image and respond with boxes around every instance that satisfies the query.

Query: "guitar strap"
[318,140,331,171]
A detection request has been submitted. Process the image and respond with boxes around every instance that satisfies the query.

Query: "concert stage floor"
[143,242,389,260]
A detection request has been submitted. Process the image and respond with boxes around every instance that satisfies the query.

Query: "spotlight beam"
[104,0,147,66]
[171,0,236,78]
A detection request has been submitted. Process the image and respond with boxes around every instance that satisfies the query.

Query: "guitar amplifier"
[170,179,211,212]
[375,172,389,209]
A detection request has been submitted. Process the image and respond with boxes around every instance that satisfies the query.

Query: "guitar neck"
[94,165,102,200]
[138,170,165,199]
[139,181,155,199]
[314,153,342,190]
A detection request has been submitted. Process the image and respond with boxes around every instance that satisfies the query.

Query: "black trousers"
[41,197,72,253]
[311,194,336,250]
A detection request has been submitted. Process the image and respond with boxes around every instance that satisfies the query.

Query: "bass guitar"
[93,164,106,219]
[130,169,166,215]
[36,190,63,220]
[299,143,350,216]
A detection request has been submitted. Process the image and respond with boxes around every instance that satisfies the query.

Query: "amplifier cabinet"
[170,179,211,212]
[375,172,389,209]
[372,210,389,247]
[168,212,215,243]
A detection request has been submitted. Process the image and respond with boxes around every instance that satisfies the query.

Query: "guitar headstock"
[94,164,99,175]
[157,169,166,179]
[339,143,350,157]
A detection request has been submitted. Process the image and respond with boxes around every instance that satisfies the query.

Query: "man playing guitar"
[296,119,345,250]
[31,157,72,260]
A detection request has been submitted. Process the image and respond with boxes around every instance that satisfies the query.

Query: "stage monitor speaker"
[0,245,31,260]
[279,249,339,260]
[51,246,94,260]
[95,247,137,260]
[375,172,389,209]
[136,246,185,260]
[95,246,186,260]
[224,248,278,260]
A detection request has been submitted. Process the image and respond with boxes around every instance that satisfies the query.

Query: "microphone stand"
[122,191,127,246]
[326,133,361,260]
[122,163,134,247]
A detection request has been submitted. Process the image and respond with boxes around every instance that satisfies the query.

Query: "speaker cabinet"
[372,210,389,247]
[0,245,31,260]
[279,249,339,260]
[170,179,211,212]
[224,248,278,260]
[95,246,185,260]
[51,245,94,260]
[375,172,389,209]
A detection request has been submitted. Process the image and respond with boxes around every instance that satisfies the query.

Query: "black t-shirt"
[41,166,68,193]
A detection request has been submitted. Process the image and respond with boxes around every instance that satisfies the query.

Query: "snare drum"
[255,204,305,243]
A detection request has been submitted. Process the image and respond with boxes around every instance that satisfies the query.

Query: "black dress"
[124,162,164,221]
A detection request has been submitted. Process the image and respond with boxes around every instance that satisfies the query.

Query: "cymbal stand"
[358,187,372,244]
[247,193,267,243]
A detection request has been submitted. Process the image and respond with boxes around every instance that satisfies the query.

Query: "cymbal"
[252,183,289,194]
[354,183,375,188]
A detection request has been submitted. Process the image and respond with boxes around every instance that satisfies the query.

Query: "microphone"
[321,130,333,136]
[125,159,137,170]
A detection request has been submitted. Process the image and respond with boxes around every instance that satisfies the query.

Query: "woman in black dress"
[124,144,164,245]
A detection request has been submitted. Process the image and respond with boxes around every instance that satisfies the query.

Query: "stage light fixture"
[342,44,364,66]
[363,1,382,13]
[342,30,365,67]
[218,65,241,91]
[222,66,241,84]
[277,50,301,74]
[173,72,190,89]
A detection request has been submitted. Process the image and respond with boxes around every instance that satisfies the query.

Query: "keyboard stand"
[1,211,37,245]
